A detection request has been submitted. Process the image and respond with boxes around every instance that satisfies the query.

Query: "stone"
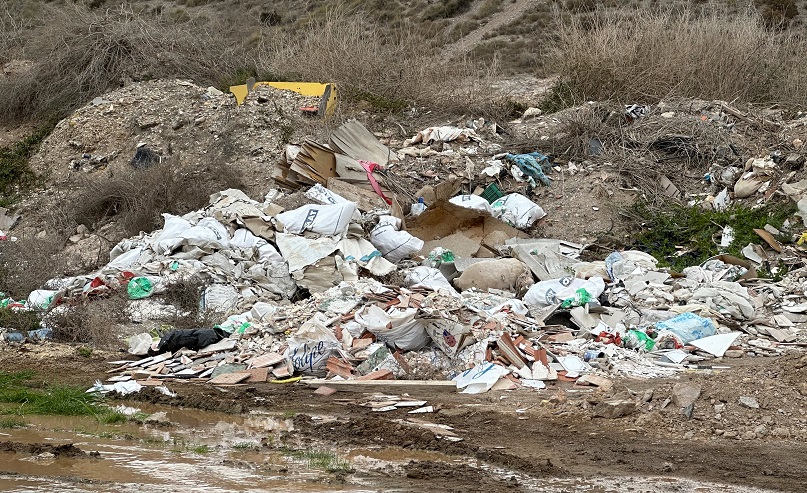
[641,389,654,402]
[785,153,805,167]
[593,399,637,419]
[672,383,701,408]
[754,424,768,437]
[724,350,744,358]
[738,396,760,409]
[741,431,756,440]
[682,403,695,419]
[144,411,172,426]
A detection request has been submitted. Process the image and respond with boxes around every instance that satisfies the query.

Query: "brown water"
[0,405,783,492]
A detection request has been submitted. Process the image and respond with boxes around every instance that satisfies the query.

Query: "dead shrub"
[71,156,242,238]
[0,307,41,333]
[0,2,34,65]
[0,3,244,124]
[0,235,68,300]
[160,277,218,330]
[46,292,128,347]
[755,0,799,28]
[549,9,807,109]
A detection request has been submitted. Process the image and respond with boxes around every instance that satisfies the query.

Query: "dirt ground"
[2,343,805,492]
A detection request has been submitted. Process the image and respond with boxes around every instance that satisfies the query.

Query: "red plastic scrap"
[596,331,622,346]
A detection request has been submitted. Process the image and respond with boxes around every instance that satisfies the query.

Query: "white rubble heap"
[3,182,807,394]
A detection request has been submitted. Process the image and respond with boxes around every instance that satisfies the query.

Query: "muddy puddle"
[0,404,785,492]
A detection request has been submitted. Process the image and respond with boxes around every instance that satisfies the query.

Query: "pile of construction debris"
[4,86,807,397]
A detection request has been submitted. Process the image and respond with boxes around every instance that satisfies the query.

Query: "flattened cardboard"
[705,254,757,280]
[407,200,527,257]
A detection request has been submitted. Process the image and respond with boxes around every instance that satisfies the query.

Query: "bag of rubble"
[369,216,424,263]
[491,193,546,229]
[276,202,357,236]
[405,266,459,296]
[448,194,493,213]
[354,304,430,351]
[285,317,341,376]
[655,312,716,344]
[523,276,605,308]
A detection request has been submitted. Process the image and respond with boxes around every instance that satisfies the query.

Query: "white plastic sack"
[196,217,230,249]
[257,243,283,263]
[304,184,350,205]
[153,214,192,254]
[523,276,605,307]
[250,301,278,322]
[369,216,424,263]
[285,318,340,375]
[109,239,137,262]
[180,224,227,251]
[406,126,478,145]
[354,304,430,351]
[276,202,357,236]
[128,333,154,356]
[449,194,493,213]
[491,193,546,229]
[230,228,263,249]
[107,246,147,271]
[453,362,510,394]
[275,233,339,272]
[203,284,239,313]
[405,266,459,296]
[27,290,58,310]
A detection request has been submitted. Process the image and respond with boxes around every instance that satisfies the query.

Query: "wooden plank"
[305,379,457,393]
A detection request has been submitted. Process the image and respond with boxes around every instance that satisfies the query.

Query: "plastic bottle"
[410,197,426,217]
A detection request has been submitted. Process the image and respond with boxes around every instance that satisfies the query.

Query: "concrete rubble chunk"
[738,396,760,409]
[671,383,702,408]
[593,399,637,419]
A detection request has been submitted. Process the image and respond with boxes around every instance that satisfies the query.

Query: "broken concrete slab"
[594,399,637,419]
[209,371,250,385]
[738,396,760,409]
[671,382,702,408]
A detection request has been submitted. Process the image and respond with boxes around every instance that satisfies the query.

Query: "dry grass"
[45,292,128,346]
[0,236,68,300]
[160,277,219,330]
[549,9,807,109]
[256,7,505,117]
[0,3,243,123]
[70,156,242,238]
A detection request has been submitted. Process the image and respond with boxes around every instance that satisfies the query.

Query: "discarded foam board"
[690,332,742,357]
